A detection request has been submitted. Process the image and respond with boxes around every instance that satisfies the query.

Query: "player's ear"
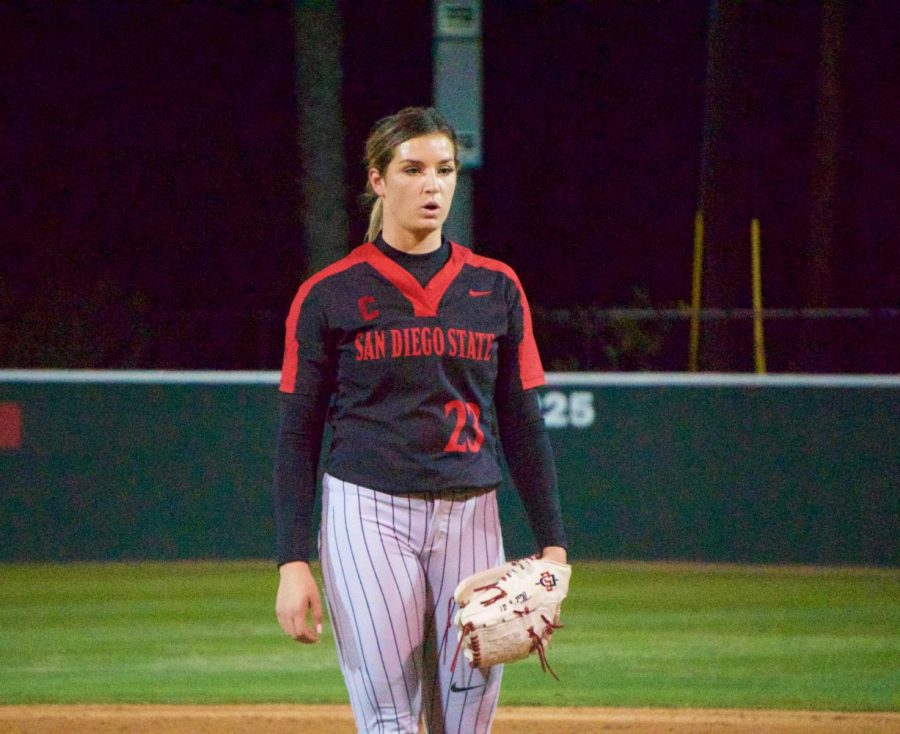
[369,167,386,197]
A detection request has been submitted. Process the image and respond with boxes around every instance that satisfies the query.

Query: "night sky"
[3,2,898,372]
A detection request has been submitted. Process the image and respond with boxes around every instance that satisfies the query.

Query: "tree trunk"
[295,1,348,276]
[807,0,846,308]
[697,0,749,371]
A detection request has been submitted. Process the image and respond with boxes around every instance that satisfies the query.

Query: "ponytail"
[366,198,383,243]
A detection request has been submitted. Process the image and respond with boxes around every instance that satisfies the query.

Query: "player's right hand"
[276,560,324,644]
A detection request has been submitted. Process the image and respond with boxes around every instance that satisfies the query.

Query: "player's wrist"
[279,560,311,577]
[540,545,567,564]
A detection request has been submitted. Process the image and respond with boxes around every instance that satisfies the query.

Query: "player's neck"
[380,226,443,255]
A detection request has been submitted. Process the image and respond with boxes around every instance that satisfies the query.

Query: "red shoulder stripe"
[279,246,368,393]
[466,250,546,390]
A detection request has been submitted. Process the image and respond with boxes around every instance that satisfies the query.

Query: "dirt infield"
[0,705,897,733]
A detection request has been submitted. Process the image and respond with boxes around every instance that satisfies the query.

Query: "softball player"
[274,107,567,734]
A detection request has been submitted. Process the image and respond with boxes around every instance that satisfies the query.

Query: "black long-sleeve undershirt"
[273,391,329,565]
[495,388,567,553]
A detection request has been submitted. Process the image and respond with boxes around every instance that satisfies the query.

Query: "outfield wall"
[0,371,897,565]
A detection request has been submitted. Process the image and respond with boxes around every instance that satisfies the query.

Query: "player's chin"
[415,211,447,228]
[407,220,444,239]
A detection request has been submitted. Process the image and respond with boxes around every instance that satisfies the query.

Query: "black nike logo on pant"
[450,682,484,693]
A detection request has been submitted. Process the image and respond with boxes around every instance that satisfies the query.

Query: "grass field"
[0,560,897,712]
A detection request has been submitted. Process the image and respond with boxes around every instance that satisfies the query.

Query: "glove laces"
[527,613,563,680]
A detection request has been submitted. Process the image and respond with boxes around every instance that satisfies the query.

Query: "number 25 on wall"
[541,390,596,428]
[443,400,484,453]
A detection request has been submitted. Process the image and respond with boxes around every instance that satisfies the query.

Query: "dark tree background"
[2,2,897,372]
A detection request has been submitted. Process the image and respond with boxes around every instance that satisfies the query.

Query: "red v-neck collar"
[360,241,468,317]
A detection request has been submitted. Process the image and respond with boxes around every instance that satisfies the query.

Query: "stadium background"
[1,2,898,730]
[3,2,898,373]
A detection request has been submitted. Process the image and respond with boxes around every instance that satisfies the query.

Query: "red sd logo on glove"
[536,571,559,591]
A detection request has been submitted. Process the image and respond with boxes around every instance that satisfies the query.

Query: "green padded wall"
[1,373,896,565]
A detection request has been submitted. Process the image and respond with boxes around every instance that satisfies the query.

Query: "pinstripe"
[420,493,446,730]
[474,492,502,732]
[480,492,489,569]
[475,492,502,733]
[447,494,470,728]
[364,486,418,712]
[429,494,456,662]
[451,493,472,734]
[426,493,455,659]
[343,479,401,729]
[419,490,504,734]
[420,492,443,730]
[475,501,499,733]
[323,477,503,733]
[321,478,379,723]
[422,494,451,733]
[399,495,424,639]
[421,494,433,555]
[405,490,430,674]
[332,478,386,728]
[319,488,357,713]
[452,492,486,734]
[380,492,423,687]
[332,482,382,724]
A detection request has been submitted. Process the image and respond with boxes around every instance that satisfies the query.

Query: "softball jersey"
[274,235,566,564]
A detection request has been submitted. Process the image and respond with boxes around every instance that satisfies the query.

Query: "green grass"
[0,561,897,710]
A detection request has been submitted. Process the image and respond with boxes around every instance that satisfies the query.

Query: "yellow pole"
[750,218,767,373]
[688,210,704,371]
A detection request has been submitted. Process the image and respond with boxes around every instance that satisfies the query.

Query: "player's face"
[370,133,457,243]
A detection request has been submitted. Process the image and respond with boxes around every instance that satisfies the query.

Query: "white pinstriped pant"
[319,473,505,734]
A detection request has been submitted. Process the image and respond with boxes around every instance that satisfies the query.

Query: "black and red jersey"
[279,238,546,494]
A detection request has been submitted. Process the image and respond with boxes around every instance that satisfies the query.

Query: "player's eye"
[403,166,421,175]
[439,165,455,175]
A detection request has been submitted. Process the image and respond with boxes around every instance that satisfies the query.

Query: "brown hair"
[362,106,460,242]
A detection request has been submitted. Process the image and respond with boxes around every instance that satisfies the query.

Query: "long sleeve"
[491,265,566,551]
[273,390,330,565]
[496,387,568,551]
[274,278,335,565]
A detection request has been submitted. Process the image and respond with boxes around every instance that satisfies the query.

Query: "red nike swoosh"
[469,289,492,297]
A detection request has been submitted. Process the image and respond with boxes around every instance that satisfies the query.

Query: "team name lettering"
[355,326,494,362]
[354,329,387,361]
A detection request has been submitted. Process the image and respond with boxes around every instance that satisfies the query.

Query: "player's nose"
[423,168,439,193]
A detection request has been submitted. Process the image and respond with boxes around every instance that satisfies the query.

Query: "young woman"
[274,106,566,734]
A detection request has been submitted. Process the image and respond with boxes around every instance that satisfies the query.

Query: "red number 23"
[443,400,485,453]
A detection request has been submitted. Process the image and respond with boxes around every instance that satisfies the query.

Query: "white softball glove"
[448,556,571,678]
